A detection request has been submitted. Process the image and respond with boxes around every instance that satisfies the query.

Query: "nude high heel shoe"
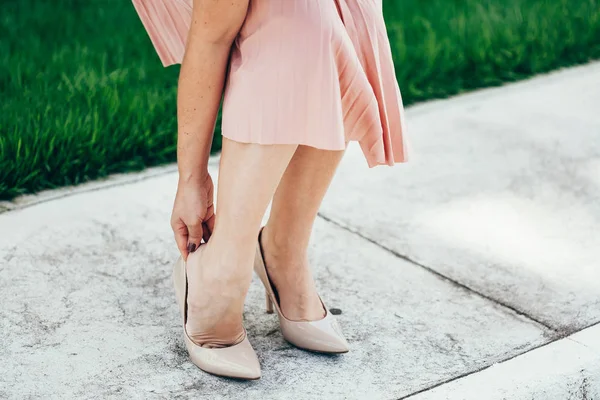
[254,229,350,354]
[172,246,261,380]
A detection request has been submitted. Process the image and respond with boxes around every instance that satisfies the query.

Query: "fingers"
[187,221,204,255]
[172,219,189,261]
[202,219,215,243]
[202,205,216,243]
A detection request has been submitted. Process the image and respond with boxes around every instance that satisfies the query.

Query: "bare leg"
[261,145,345,321]
[185,138,297,347]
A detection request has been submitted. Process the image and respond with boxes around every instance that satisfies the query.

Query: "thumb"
[186,221,204,254]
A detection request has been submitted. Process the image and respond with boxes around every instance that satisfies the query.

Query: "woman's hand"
[170,0,249,260]
[171,174,216,260]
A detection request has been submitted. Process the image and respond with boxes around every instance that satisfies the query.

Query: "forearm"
[176,0,250,183]
[176,42,231,182]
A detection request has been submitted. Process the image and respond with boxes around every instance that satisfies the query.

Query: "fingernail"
[187,243,197,253]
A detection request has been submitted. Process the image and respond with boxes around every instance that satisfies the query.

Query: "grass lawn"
[1,0,599,200]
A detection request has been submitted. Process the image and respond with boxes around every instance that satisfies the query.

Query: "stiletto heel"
[254,228,350,354]
[265,289,274,314]
[172,246,261,380]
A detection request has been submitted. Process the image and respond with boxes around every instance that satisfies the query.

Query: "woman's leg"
[261,145,345,321]
[185,138,297,347]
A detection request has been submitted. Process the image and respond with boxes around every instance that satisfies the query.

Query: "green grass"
[1,0,599,200]
[385,0,600,101]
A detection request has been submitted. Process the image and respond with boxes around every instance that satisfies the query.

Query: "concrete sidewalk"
[2,62,600,399]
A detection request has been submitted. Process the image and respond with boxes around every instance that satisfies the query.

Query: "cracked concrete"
[2,62,600,399]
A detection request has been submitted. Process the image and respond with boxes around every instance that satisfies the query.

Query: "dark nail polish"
[187,243,197,253]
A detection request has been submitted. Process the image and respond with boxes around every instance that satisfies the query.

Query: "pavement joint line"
[396,340,554,400]
[316,211,600,397]
[316,212,556,333]
[396,320,600,400]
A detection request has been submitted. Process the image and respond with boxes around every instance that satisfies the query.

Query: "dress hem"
[221,133,408,168]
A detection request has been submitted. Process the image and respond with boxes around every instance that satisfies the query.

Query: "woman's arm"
[177,0,249,183]
[172,0,249,259]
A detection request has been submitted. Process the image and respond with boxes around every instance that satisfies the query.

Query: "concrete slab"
[320,62,600,331]
[407,324,600,400]
[0,170,548,399]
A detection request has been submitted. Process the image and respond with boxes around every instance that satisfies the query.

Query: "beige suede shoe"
[172,250,261,380]
[254,229,349,354]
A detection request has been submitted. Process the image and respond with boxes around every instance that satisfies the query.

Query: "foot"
[260,227,326,321]
[185,243,253,348]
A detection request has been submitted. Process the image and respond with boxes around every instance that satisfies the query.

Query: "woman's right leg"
[261,145,345,321]
[185,138,297,347]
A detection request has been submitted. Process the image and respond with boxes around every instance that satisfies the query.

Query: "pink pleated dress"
[131,0,408,167]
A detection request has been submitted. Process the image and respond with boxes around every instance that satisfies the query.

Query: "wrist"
[176,140,211,185]
[178,168,209,185]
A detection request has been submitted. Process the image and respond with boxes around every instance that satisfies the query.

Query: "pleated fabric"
[131,0,408,166]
